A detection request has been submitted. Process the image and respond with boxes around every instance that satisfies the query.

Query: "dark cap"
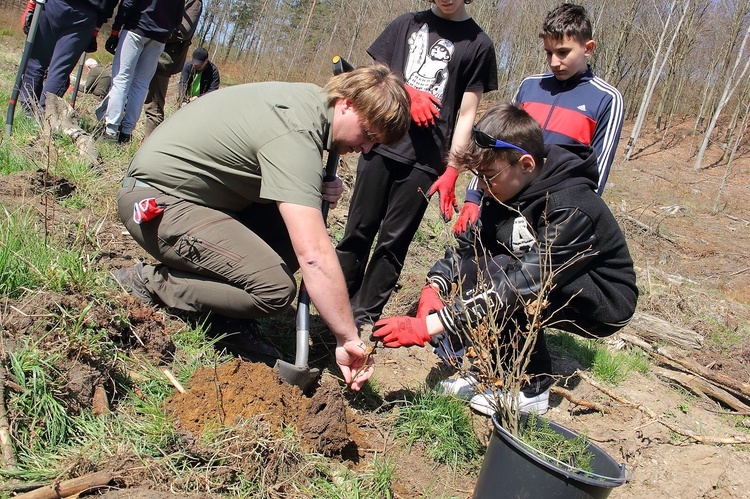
[191,47,208,66]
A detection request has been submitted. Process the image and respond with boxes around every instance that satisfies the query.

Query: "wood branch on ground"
[577,370,750,445]
[163,369,186,393]
[620,333,750,401]
[14,470,113,499]
[0,366,18,469]
[550,385,611,413]
[44,94,99,166]
[621,312,703,350]
[650,365,750,412]
[617,214,676,243]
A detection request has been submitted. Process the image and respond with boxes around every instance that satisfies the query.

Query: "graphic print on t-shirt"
[404,24,453,101]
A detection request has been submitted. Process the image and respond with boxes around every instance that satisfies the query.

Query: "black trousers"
[336,152,435,325]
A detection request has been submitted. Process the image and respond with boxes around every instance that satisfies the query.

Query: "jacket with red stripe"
[465,68,623,204]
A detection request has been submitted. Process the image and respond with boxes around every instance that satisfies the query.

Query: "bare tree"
[693,7,750,170]
[624,0,691,161]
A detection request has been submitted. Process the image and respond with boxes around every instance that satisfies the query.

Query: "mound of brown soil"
[165,360,362,457]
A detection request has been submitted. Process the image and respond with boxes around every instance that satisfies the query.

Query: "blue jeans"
[99,30,164,135]
[20,0,96,110]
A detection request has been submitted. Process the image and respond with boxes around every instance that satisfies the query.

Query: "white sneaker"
[469,387,550,417]
[436,374,481,400]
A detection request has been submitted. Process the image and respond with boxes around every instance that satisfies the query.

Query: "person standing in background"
[18,0,118,113]
[453,3,624,236]
[98,0,185,144]
[142,0,202,138]
[335,0,497,330]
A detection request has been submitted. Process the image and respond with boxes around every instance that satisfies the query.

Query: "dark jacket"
[429,144,638,339]
[154,0,203,76]
[77,0,119,27]
[112,0,186,43]
[178,60,220,102]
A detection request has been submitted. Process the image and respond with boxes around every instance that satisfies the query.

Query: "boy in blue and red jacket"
[454,3,624,235]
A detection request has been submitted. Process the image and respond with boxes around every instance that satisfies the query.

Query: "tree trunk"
[693,20,750,170]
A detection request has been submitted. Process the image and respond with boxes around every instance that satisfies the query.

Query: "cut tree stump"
[44,93,99,167]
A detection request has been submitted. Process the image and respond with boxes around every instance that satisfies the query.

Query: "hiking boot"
[207,315,282,363]
[111,263,154,305]
[102,130,119,143]
[118,132,131,144]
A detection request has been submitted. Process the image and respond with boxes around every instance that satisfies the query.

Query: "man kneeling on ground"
[113,64,410,391]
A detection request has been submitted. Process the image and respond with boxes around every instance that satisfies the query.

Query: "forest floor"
[2,72,750,497]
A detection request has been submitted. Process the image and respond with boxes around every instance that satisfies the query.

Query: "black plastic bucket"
[473,414,627,499]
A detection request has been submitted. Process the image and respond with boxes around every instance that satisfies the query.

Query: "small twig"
[162,369,186,393]
[213,358,225,424]
[350,341,379,386]
[577,370,750,445]
[550,386,610,413]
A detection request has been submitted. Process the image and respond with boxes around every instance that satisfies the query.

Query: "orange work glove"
[453,201,480,236]
[404,84,441,127]
[416,285,443,318]
[427,166,459,222]
[372,316,431,348]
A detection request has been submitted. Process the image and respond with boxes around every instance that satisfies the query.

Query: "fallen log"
[620,333,750,401]
[651,365,750,413]
[622,311,703,350]
[14,470,113,499]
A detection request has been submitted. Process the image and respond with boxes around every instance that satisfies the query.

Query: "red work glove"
[133,198,164,224]
[427,166,459,222]
[372,316,431,348]
[404,84,441,127]
[21,0,35,35]
[453,201,480,236]
[416,285,443,318]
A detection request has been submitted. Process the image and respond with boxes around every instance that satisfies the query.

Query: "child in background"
[453,3,624,235]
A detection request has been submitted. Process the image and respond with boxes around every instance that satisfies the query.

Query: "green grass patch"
[0,206,102,297]
[547,330,650,385]
[393,388,482,467]
[591,347,650,385]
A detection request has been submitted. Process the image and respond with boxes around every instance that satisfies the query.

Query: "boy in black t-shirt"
[336,0,498,329]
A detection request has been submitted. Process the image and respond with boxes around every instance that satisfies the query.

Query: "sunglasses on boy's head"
[473,127,529,155]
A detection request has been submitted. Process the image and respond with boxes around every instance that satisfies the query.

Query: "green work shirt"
[127,82,334,212]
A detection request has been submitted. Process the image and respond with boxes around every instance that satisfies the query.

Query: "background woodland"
[1,0,748,167]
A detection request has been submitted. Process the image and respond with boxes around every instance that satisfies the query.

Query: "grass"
[393,387,483,468]
[0,205,102,297]
[547,330,650,385]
